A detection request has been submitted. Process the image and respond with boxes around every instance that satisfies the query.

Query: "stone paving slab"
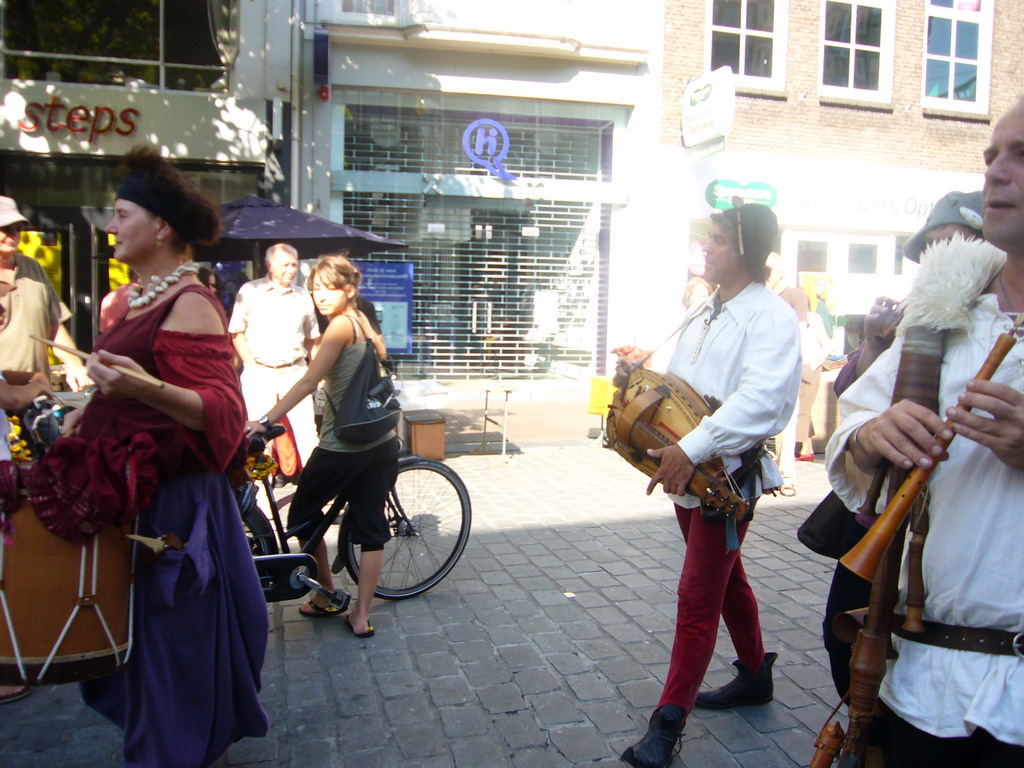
[0,445,842,768]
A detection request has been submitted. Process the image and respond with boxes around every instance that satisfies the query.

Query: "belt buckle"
[1014,632,1024,661]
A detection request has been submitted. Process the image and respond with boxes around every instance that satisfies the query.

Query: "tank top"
[318,315,395,453]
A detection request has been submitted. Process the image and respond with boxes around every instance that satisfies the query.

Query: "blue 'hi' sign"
[462,118,516,180]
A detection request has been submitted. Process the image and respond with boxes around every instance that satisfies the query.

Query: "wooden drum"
[0,499,134,685]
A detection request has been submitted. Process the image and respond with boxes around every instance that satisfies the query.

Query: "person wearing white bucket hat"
[0,195,91,390]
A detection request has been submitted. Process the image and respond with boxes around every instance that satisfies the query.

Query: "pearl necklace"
[128,261,198,309]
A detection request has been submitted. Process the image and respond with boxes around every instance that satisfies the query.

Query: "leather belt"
[894,614,1024,659]
[256,359,303,369]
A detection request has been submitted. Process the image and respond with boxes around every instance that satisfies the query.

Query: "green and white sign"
[681,67,735,148]
[705,180,778,209]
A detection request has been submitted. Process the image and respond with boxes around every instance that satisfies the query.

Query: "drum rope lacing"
[0,532,29,681]
[0,513,137,683]
[40,535,123,681]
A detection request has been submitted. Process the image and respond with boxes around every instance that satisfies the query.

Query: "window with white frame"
[339,0,398,16]
[709,0,787,91]
[0,0,235,91]
[922,0,992,115]
[820,0,894,102]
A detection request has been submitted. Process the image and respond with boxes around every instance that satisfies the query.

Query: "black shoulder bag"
[796,491,852,559]
[326,342,400,444]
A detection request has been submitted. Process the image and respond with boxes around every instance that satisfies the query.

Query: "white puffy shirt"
[826,292,1024,745]
[665,281,802,506]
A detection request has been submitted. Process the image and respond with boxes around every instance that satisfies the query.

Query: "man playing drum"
[618,202,801,768]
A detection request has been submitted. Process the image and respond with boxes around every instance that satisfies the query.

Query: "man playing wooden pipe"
[617,202,801,768]
[825,99,1024,767]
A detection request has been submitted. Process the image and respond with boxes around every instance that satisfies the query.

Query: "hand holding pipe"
[840,317,1022,582]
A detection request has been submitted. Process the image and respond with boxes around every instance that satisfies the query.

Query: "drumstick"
[30,335,165,389]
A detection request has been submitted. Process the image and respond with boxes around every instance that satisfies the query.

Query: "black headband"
[116,173,199,244]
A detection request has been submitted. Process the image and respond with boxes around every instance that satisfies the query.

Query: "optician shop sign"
[681,67,736,148]
[705,179,778,209]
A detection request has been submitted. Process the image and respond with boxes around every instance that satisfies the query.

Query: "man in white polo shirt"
[229,243,320,475]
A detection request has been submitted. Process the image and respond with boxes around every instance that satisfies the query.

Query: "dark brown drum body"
[0,500,134,685]
[607,368,749,521]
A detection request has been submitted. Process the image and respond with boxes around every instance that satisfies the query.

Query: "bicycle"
[236,425,472,606]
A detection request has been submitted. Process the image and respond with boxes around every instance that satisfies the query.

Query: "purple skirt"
[81,472,269,768]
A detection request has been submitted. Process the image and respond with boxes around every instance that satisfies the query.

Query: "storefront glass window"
[2,0,231,91]
[340,96,611,182]
[797,240,828,272]
[847,242,877,273]
[1,155,257,344]
[332,91,620,380]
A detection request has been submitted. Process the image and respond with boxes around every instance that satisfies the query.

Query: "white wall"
[316,0,652,53]
[235,0,296,103]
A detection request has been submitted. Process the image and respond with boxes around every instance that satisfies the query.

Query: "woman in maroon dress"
[66,147,268,768]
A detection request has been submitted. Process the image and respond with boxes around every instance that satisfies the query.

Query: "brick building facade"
[663,1,1024,171]
[653,0,1024,357]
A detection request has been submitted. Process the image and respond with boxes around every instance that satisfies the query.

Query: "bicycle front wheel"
[345,457,471,599]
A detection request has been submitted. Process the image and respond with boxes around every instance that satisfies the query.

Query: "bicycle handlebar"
[247,423,287,455]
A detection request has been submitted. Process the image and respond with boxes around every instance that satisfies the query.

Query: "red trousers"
[656,504,766,715]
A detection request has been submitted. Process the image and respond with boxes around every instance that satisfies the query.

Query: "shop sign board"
[462,118,516,180]
[681,67,735,148]
[355,260,414,354]
[705,179,778,209]
[683,149,983,232]
[17,95,139,144]
[0,80,267,161]
[686,135,726,163]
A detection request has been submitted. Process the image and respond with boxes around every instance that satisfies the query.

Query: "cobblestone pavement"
[3,444,843,768]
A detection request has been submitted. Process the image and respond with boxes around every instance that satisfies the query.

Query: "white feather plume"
[898,233,1005,335]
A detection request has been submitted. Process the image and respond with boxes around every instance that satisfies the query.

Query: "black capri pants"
[287,437,399,551]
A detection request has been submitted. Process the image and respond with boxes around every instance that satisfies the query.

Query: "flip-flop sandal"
[0,685,30,705]
[299,600,344,618]
[346,615,375,639]
[779,484,796,497]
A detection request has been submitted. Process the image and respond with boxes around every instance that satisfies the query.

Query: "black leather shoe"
[695,651,777,710]
[621,705,684,768]
[273,472,300,488]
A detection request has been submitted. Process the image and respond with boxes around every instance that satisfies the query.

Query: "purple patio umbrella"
[194,195,407,262]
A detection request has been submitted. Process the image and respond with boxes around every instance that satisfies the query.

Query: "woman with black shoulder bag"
[245,251,397,638]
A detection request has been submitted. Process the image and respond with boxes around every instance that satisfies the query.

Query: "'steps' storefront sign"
[0,82,268,162]
[18,95,138,144]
